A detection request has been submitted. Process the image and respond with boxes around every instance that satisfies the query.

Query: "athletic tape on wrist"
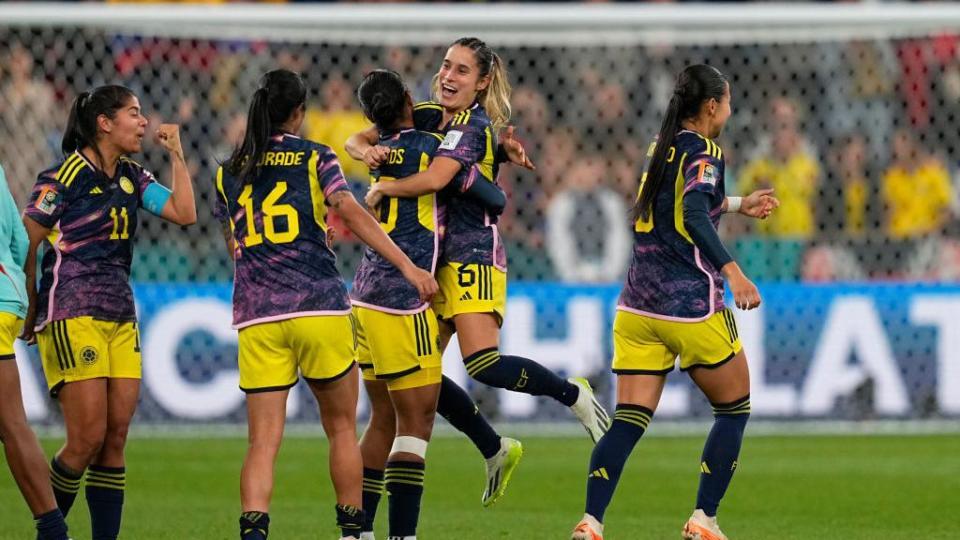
[725,196,742,214]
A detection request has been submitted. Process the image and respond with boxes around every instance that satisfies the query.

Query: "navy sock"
[696,395,750,516]
[336,504,363,539]
[361,467,384,533]
[49,458,83,518]
[239,511,269,540]
[436,375,501,459]
[385,460,425,537]
[34,508,69,540]
[464,348,579,407]
[584,404,653,522]
[85,465,125,540]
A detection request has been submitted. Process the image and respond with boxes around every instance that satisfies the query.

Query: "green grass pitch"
[1,433,955,539]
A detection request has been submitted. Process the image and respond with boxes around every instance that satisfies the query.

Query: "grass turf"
[0,433,955,539]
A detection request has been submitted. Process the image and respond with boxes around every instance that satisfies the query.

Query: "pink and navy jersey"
[24,152,160,329]
[413,101,506,270]
[351,129,443,313]
[619,130,727,320]
[215,133,351,328]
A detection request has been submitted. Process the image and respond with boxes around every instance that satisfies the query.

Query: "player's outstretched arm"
[365,157,461,208]
[345,126,390,168]
[155,124,197,226]
[499,126,535,170]
[726,188,779,219]
[329,191,438,303]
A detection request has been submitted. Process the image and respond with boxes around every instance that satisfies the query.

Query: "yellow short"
[355,306,442,391]
[433,262,507,325]
[37,317,142,397]
[238,315,357,393]
[0,312,22,359]
[612,308,742,374]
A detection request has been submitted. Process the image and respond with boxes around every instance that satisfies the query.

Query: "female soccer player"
[214,69,437,540]
[569,65,778,540]
[22,85,197,540]
[348,37,609,498]
[352,69,513,540]
[0,162,69,540]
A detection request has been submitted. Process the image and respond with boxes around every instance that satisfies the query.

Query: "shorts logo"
[119,177,135,194]
[35,187,60,215]
[79,346,99,366]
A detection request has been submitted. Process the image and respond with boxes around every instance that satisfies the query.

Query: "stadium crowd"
[2,32,960,283]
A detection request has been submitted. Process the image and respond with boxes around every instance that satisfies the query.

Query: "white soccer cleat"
[571,513,604,540]
[568,377,610,444]
[681,509,728,540]
[482,437,523,507]
[359,533,375,540]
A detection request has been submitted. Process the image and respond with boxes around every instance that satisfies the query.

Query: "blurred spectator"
[738,97,820,281]
[0,44,59,203]
[545,155,630,283]
[740,97,821,239]
[882,128,953,239]
[823,132,877,238]
[305,72,370,183]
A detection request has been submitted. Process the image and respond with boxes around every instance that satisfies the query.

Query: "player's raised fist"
[155,124,183,154]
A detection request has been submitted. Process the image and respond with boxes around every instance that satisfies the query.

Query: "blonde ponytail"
[480,52,512,130]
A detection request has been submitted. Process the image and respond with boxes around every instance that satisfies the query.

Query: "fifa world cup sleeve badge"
[35,187,61,215]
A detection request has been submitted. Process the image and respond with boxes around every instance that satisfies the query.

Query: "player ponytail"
[441,37,512,130]
[357,69,409,131]
[635,64,727,221]
[62,85,136,173]
[227,69,306,183]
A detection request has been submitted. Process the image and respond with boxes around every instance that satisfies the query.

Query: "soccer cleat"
[481,437,523,507]
[571,514,603,540]
[359,534,375,540]
[681,509,728,540]
[568,377,611,444]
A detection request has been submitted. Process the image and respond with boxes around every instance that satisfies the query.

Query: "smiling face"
[99,95,148,154]
[436,44,489,113]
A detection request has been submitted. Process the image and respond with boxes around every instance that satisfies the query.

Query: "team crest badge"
[80,346,99,366]
[119,176,135,194]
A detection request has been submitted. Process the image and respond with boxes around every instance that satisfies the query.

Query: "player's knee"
[102,423,131,453]
[368,399,397,431]
[395,409,435,440]
[389,435,429,460]
[0,413,25,443]
[67,431,106,463]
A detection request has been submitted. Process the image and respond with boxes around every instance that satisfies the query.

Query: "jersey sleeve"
[316,148,351,204]
[450,165,507,215]
[682,147,724,198]
[413,102,444,132]
[213,166,229,223]
[23,170,68,229]
[433,123,487,170]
